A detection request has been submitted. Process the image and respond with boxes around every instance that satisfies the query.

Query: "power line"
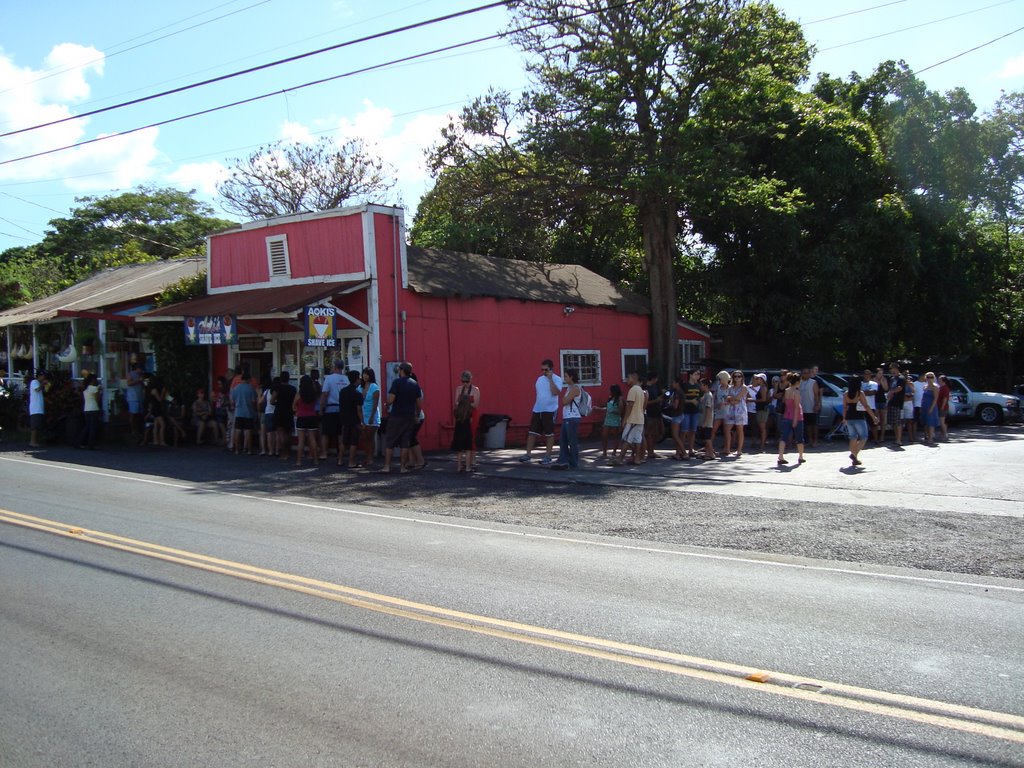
[804,0,907,26]
[0,0,442,126]
[0,86,517,190]
[820,0,1018,51]
[0,0,274,96]
[0,190,186,252]
[913,23,1024,74]
[0,0,510,139]
[0,32,510,168]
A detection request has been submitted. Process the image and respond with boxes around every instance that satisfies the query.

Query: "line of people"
[517,360,954,471]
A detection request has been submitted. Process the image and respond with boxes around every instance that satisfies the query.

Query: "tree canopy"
[0,187,232,308]
[217,137,396,219]
[416,2,1024,385]
[425,0,813,379]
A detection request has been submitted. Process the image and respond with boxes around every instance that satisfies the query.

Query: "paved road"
[1,456,1022,766]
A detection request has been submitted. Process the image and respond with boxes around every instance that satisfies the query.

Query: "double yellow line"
[2,507,1022,745]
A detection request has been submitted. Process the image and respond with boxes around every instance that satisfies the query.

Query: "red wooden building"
[141,204,709,450]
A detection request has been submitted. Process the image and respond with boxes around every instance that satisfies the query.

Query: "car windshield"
[818,373,848,391]
[814,376,842,396]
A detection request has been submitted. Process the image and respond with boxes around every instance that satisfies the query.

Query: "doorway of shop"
[237,352,273,384]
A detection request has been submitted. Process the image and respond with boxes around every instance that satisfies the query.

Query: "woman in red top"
[293,375,320,467]
[937,374,951,442]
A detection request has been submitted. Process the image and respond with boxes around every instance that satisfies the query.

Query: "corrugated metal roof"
[0,258,204,328]
[405,247,650,314]
[137,280,355,320]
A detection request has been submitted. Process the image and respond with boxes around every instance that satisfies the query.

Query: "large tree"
[217,137,396,219]
[412,142,641,284]
[35,186,232,279]
[1,187,232,307]
[814,63,1000,363]
[430,0,811,378]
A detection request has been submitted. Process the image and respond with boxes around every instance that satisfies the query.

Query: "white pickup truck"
[945,376,1022,425]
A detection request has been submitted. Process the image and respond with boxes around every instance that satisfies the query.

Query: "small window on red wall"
[267,235,290,278]
[560,350,601,386]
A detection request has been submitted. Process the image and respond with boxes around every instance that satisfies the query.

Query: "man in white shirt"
[519,358,563,465]
[861,369,879,442]
[319,359,347,458]
[28,369,47,449]
[912,373,927,441]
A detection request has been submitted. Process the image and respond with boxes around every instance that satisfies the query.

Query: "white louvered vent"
[266,235,290,277]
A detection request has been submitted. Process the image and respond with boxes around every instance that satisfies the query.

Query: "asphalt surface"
[2,420,1020,579]
[1,455,1022,766]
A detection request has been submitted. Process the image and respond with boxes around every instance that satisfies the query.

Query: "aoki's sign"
[304,305,337,348]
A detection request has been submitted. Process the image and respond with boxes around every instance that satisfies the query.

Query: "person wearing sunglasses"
[520,359,563,465]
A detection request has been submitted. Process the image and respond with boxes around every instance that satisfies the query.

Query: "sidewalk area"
[474,425,1024,518]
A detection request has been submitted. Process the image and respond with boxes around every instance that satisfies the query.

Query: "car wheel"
[976,405,1002,425]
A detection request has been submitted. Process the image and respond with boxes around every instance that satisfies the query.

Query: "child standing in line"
[698,378,717,460]
[595,384,624,459]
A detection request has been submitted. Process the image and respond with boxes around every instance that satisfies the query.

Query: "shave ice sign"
[305,305,338,347]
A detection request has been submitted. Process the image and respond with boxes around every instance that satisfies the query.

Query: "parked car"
[736,370,845,429]
[945,376,1022,425]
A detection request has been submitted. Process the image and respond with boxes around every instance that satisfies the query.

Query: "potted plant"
[80,332,96,356]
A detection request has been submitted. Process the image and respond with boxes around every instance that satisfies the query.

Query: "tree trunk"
[638,197,679,383]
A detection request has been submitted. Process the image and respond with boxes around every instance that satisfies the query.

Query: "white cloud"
[264,100,457,212]
[279,120,315,145]
[332,99,456,206]
[998,51,1024,79]
[166,160,229,198]
[0,45,160,189]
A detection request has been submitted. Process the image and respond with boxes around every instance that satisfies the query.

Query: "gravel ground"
[3,442,1022,580]
[309,468,1024,581]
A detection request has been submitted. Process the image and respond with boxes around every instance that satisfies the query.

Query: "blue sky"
[1,0,1022,254]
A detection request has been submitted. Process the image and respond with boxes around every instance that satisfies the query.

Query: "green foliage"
[418,7,1024,379]
[0,247,72,308]
[147,270,210,403]
[36,186,233,281]
[0,188,231,310]
[427,0,815,379]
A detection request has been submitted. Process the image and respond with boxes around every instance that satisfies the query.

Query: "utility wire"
[0,0,274,95]
[821,0,1018,51]
[0,0,510,139]
[22,0,437,119]
[804,0,907,26]
[0,0,634,169]
[0,33,508,168]
[913,23,1024,74]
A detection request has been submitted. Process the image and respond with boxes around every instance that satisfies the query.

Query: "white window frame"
[621,348,649,381]
[266,234,291,279]
[560,349,602,386]
[679,340,704,370]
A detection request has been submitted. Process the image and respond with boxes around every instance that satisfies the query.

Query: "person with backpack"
[451,370,480,473]
[553,369,584,470]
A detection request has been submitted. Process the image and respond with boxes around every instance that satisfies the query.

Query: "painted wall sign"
[184,316,237,346]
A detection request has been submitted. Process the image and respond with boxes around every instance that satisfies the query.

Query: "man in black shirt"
[337,370,364,468]
[886,362,908,445]
[382,362,422,473]
[643,372,664,460]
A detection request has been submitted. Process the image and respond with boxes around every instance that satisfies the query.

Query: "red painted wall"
[209,215,366,289]
[393,291,661,451]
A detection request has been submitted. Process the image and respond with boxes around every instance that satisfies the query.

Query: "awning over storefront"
[0,258,204,329]
[135,280,369,321]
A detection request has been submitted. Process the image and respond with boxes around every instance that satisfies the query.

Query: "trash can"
[479,414,512,450]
